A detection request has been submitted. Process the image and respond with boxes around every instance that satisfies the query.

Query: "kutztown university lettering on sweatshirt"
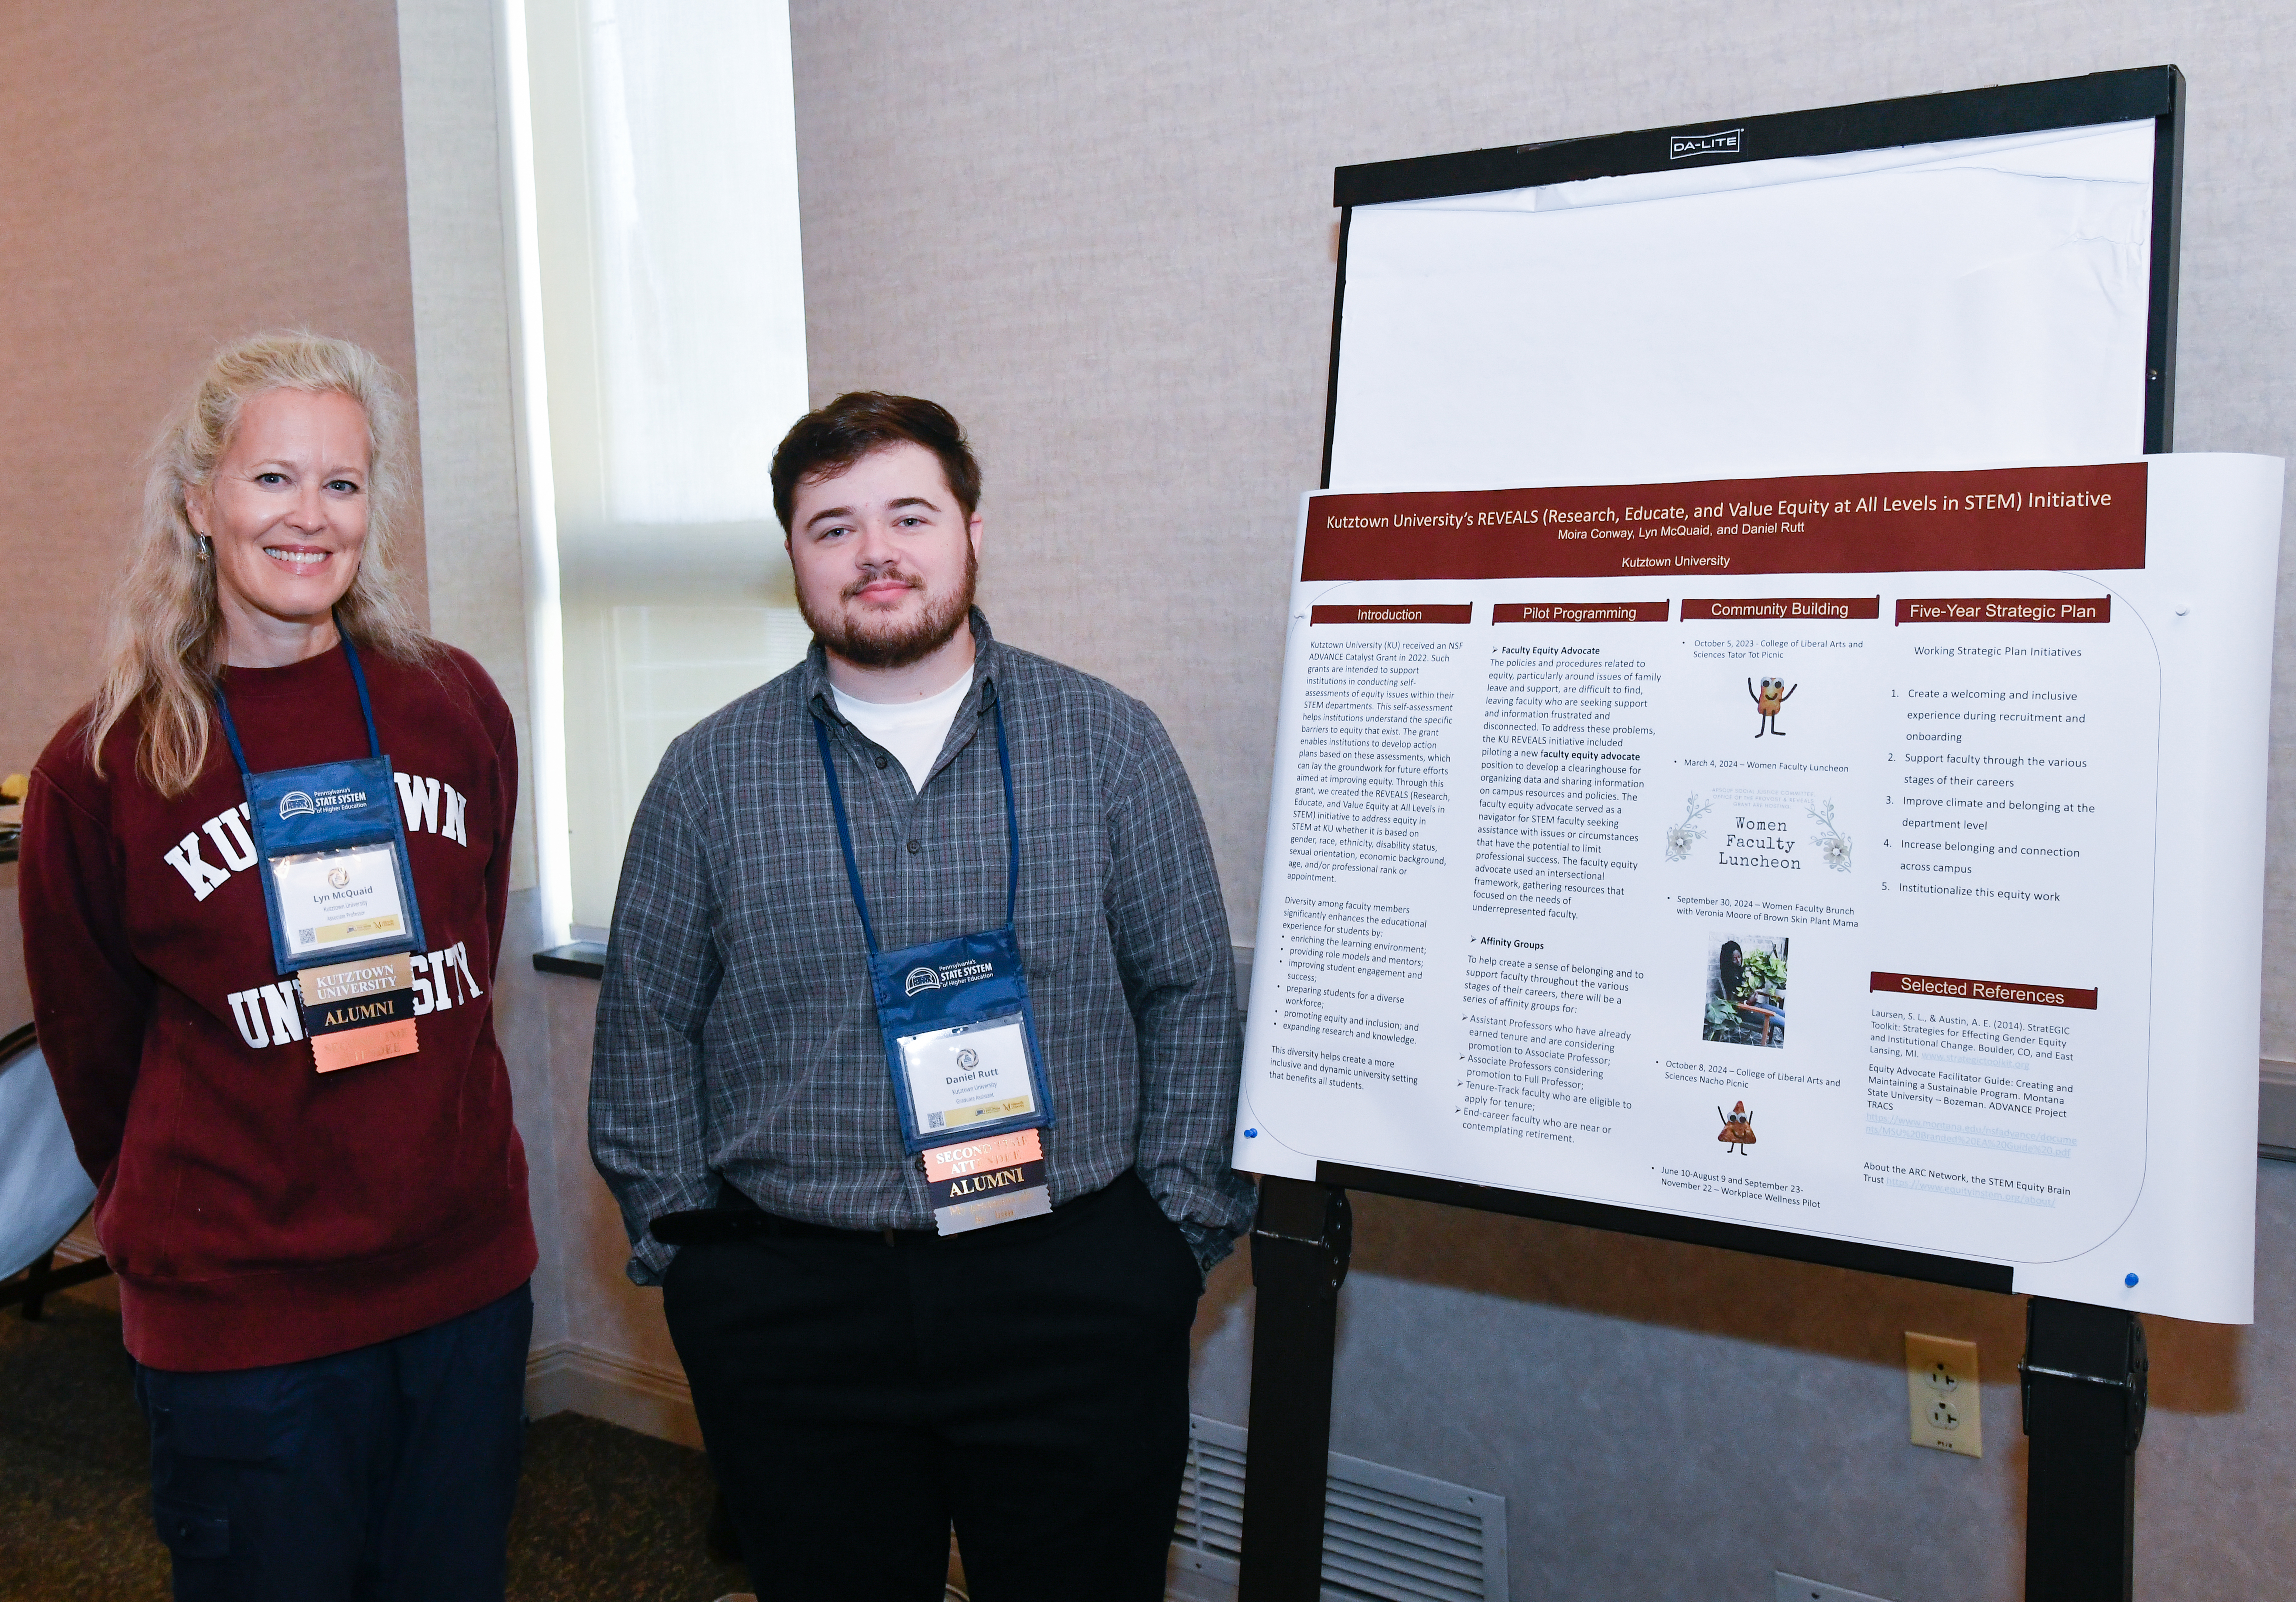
[20,643,536,1371]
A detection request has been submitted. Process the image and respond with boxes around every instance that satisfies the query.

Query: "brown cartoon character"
[1748,675,1795,736]
[1718,1101,1757,1153]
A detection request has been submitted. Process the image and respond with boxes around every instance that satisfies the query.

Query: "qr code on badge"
[297,928,315,944]
[926,1111,944,1129]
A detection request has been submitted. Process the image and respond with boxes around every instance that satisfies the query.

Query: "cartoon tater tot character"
[1718,1101,1757,1153]
[1748,675,1795,737]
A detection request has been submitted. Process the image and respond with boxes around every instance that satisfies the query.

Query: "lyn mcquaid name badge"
[214,627,427,1074]
[270,843,409,960]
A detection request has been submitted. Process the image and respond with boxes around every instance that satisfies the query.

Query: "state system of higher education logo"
[904,958,1000,997]
[1670,127,1743,160]
[280,791,316,819]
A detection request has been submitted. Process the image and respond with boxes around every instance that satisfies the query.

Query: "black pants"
[134,1282,532,1602]
[663,1170,1202,1602]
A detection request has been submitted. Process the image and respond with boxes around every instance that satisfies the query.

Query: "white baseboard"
[2263,1058,2296,1153]
[525,1340,702,1449]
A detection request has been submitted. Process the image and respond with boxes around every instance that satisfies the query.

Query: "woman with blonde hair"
[19,331,535,1600]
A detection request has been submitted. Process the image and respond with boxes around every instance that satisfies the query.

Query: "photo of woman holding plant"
[1703,933,1788,1047]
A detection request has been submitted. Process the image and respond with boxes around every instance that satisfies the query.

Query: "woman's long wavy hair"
[87,331,433,795]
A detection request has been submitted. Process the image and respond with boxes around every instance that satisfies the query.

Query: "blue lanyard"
[812,688,1020,957]
[211,620,383,779]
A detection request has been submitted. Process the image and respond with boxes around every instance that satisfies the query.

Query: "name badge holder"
[814,694,1056,1234]
[213,627,427,1072]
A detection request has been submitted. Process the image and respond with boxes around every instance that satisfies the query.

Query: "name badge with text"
[213,630,429,1076]
[270,843,410,960]
[897,1015,1039,1135]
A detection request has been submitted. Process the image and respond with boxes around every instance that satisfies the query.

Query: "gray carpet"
[0,1295,748,1601]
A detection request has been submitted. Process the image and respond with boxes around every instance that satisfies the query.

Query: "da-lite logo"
[1670,127,1743,160]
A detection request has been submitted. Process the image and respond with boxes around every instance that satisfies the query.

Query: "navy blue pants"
[665,1170,1202,1602]
[134,1282,532,1602]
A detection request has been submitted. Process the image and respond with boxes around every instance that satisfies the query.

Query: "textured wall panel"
[0,1,424,781]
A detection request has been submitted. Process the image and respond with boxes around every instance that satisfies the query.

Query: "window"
[515,0,810,934]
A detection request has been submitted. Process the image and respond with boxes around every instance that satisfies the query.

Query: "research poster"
[1233,454,2283,1322]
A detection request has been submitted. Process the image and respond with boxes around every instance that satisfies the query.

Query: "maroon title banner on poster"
[1308,604,1473,625]
[1894,596,2111,625]
[1870,971,2098,1010]
[1682,596,1880,621]
[1493,601,1670,623]
[1301,463,2146,582]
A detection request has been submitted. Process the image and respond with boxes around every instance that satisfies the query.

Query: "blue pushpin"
[2125,1273,2139,1288]
[1244,1128,1258,1138]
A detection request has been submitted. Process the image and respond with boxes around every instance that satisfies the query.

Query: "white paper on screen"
[1329,121,2156,488]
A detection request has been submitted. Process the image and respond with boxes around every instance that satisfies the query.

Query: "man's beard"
[798,545,977,669]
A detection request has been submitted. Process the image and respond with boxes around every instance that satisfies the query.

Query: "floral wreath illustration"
[1806,798,1852,873]
[1664,794,1712,861]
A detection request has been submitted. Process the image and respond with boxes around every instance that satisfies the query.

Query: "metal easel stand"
[1236,1192,2150,1601]
[1238,1176,1353,1602]
[2021,1296,2147,1602]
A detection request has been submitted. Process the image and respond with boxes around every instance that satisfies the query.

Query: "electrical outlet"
[1776,1572,1898,1602]
[1905,1330,1982,1456]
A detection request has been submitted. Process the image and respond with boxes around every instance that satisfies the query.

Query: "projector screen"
[1328,120,2159,490]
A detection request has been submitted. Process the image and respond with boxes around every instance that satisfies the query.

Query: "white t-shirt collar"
[829,667,976,793]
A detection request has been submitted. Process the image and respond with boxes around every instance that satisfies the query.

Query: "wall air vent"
[1169,1415,1508,1602]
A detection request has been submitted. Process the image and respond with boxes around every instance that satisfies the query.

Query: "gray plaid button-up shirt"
[589,611,1258,1282]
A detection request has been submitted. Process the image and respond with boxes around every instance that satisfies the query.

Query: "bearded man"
[588,393,1255,1602]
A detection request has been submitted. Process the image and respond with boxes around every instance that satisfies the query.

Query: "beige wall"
[0,1,428,783]
[788,3,2296,1598]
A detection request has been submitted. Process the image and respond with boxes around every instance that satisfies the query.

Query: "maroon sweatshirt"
[20,642,536,1371]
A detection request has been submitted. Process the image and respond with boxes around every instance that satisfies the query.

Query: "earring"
[194,536,211,561]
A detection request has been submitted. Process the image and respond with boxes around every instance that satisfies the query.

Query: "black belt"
[650,1168,1132,1248]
